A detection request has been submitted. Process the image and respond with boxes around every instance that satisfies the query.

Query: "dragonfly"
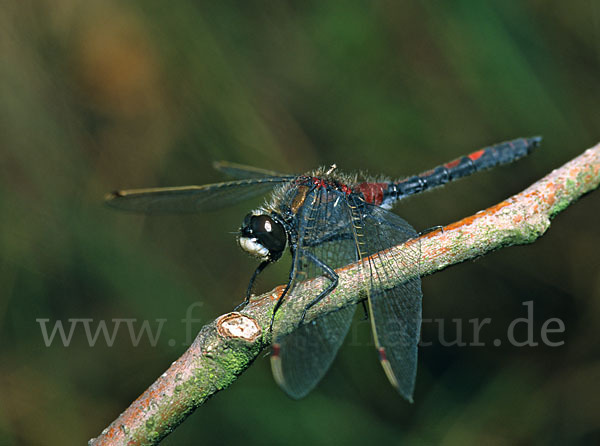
[106,136,541,401]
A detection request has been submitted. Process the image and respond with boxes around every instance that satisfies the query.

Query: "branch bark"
[89,143,600,446]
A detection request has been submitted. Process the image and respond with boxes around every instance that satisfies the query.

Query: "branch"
[89,143,600,446]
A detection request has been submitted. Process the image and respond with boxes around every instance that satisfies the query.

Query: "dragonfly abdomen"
[382,136,541,207]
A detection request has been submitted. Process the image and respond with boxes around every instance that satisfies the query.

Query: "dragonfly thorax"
[238,212,287,262]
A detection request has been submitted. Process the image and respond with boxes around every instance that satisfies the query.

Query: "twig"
[89,143,600,446]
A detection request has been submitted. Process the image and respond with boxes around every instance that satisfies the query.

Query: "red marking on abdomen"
[444,159,461,169]
[355,182,388,205]
[468,149,485,162]
[378,347,387,361]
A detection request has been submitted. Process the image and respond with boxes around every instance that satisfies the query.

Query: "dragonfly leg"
[418,225,444,236]
[270,248,299,331]
[235,260,270,311]
[297,249,339,326]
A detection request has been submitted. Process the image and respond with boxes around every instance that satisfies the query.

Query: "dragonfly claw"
[233,296,250,312]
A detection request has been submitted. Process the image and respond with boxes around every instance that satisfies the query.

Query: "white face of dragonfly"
[238,236,270,260]
[238,212,287,262]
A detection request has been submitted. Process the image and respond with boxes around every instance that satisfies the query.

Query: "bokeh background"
[1,1,599,445]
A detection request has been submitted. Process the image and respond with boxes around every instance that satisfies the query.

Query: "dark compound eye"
[250,215,286,254]
[240,213,287,260]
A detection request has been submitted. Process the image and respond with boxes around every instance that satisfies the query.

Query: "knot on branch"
[216,312,261,342]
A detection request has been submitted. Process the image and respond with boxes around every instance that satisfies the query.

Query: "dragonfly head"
[238,212,287,262]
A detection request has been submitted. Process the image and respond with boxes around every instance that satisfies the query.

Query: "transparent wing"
[213,161,292,179]
[355,202,422,402]
[105,177,294,213]
[271,187,358,399]
[271,306,356,399]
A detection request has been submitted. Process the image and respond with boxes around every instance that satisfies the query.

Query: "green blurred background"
[1,1,599,445]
